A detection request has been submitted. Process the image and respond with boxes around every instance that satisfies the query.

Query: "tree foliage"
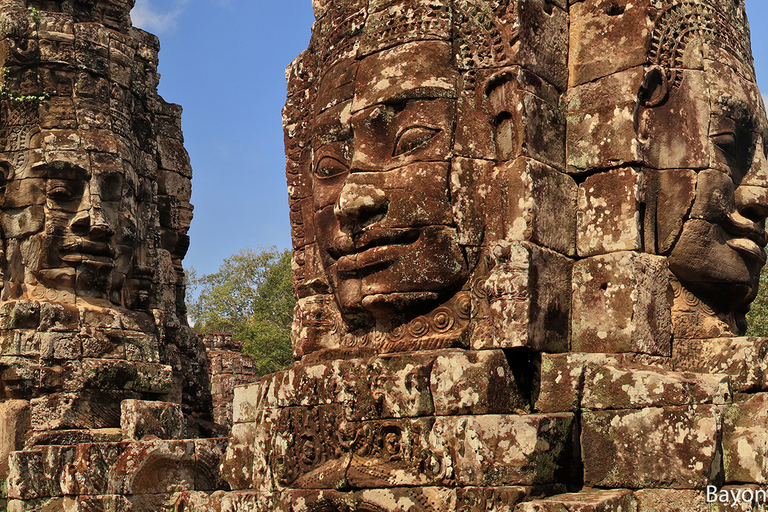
[187,247,295,376]
[747,266,768,336]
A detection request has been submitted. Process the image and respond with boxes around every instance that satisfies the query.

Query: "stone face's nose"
[334,181,388,227]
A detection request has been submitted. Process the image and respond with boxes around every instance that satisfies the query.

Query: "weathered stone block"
[566,67,643,172]
[569,0,655,86]
[474,242,572,353]
[271,405,350,490]
[356,487,458,512]
[671,337,768,393]
[581,365,731,410]
[457,0,568,90]
[370,354,435,419]
[632,489,711,512]
[722,393,768,484]
[30,391,136,431]
[517,489,637,512]
[577,167,641,256]
[0,400,29,478]
[484,158,576,256]
[582,405,721,489]
[534,353,587,413]
[431,350,530,415]
[635,70,711,171]
[7,445,75,499]
[120,400,184,441]
[232,382,269,425]
[347,417,435,488]
[455,486,530,512]
[572,252,672,356]
[429,414,578,487]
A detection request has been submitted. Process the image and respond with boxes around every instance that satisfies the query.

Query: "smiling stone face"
[311,41,469,324]
[632,0,768,334]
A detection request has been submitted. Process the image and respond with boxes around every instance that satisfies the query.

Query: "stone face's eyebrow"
[351,41,458,112]
[44,162,91,181]
[715,96,762,134]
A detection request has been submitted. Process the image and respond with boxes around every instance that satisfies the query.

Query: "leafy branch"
[0,68,49,103]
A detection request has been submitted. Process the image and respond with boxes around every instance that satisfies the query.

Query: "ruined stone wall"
[200,333,259,428]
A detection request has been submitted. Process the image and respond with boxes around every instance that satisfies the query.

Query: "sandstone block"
[456,0,568,90]
[429,414,578,487]
[475,242,572,353]
[577,167,641,256]
[120,400,184,441]
[569,0,655,86]
[722,393,768,484]
[516,489,637,512]
[347,417,435,488]
[534,353,587,413]
[566,68,643,172]
[671,337,768,393]
[431,350,530,416]
[456,487,531,512]
[30,390,137,431]
[581,365,731,410]
[271,405,350,489]
[357,487,458,512]
[635,70,711,171]
[572,252,672,356]
[232,381,269,425]
[370,354,435,419]
[582,405,721,489]
[632,489,713,512]
[484,158,576,256]
[7,445,75,499]
[0,400,29,478]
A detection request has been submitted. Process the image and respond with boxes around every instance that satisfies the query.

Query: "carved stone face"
[15,161,138,302]
[641,49,768,312]
[312,42,468,323]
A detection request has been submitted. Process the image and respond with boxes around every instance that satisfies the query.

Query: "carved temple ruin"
[1,0,768,510]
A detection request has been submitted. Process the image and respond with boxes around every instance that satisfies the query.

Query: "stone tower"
[223,0,768,509]
[0,0,214,505]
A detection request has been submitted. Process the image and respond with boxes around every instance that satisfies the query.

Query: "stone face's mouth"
[335,228,420,272]
[727,237,767,265]
[60,238,117,267]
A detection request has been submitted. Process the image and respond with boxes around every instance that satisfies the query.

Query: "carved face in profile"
[638,17,768,321]
[311,41,468,324]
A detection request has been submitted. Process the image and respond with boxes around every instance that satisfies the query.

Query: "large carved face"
[33,162,138,301]
[311,41,468,323]
[2,157,141,305]
[640,43,768,313]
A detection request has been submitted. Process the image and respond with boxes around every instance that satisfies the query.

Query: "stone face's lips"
[727,237,767,264]
[60,238,117,266]
[335,228,420,272]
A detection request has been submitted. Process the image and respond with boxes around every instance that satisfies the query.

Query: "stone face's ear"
[639,65,669,108]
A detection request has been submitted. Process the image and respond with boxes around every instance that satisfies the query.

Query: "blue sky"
[130,0,768,278]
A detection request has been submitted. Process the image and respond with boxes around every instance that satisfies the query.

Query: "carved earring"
[633,65,670,137]
[639,65,669,108]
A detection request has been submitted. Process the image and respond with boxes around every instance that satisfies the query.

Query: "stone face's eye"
[393,126,439,157]
[47,179,78,202]
[712,132,738,160]
[313,156,347,179]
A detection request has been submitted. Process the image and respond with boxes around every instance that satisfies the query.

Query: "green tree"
[187,247,295,376]
[747,266,768,336]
